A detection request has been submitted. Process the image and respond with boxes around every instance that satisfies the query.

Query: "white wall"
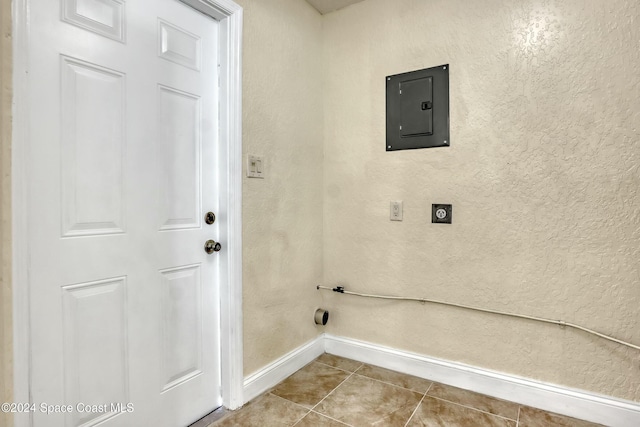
[235,0,325,376]
[321,0,640,402]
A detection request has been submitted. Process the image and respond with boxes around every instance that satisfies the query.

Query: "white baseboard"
[241,333,640,426]
[242,335,324,404]
[324,334,640,427]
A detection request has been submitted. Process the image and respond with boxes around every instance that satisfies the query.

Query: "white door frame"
[11,1,244,425]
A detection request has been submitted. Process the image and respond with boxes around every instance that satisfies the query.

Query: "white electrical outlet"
[390,201,403,221]
[247,154,265,178]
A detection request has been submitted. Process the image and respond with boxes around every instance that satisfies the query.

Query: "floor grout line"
[425,382,434,394]
[313,360,363,375]
[310,370,356,413]
[268,392,316,413]
[266,393,318,427]
[309,409,354,426]
[350,371,432,395]
[290,409,312,427]
[272,357,360,425]
[425,394,519,422]
[320,357,438,395]
[403,385,431,427]
[312,358,427,426]
[516,406,521,427]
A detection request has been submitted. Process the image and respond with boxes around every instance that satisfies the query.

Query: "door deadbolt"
[204,239,222,254]
[205,212,216,224]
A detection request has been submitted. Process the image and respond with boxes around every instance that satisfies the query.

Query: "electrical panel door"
[386,64,449,151]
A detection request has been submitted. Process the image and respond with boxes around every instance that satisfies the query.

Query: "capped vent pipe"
[314,308,329,326]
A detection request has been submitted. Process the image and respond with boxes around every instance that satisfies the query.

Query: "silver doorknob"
[204,239,222,254]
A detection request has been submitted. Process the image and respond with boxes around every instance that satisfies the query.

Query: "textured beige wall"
[322,0,640,401]
[1,0,12,424]
[235,0,325,376]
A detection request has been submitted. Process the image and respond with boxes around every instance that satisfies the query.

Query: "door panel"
[62,0,126,42]
[158,19,202,71]
[158,85,202,231]
[61,277,129,427]
[27,1,221,425]
[160,264,202,392]
[60,56,126,237]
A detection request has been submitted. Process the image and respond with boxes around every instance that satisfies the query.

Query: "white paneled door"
[27,0,221,425]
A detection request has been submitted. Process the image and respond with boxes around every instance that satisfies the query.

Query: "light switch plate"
[390,201,403,221]
[247,154,264,178]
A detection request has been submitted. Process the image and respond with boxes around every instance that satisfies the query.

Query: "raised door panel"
[60,56,125,237]
[159,265,202,392]
[158,19,201,71]
[62,277,129,427]
[157,85,201,231]
[62,0,126,42]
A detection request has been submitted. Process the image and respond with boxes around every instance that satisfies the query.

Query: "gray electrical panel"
[386,64,449,151]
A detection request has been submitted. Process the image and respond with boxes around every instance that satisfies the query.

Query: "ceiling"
[305,0,366,15]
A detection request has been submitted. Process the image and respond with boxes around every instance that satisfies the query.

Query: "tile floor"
[207,354,603,427]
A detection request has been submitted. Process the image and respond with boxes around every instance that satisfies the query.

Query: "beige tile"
[211,393,308,426]
[355,364,432,393]
[426,383,519,420]
[271,362,350,408]
[315,353,363,372]
[518,406,604,427]
[294,411,350,426]
[406,396,516,427]
[314,373,422,426]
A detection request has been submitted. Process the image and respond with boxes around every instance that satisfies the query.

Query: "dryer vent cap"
[314,309,329,326]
